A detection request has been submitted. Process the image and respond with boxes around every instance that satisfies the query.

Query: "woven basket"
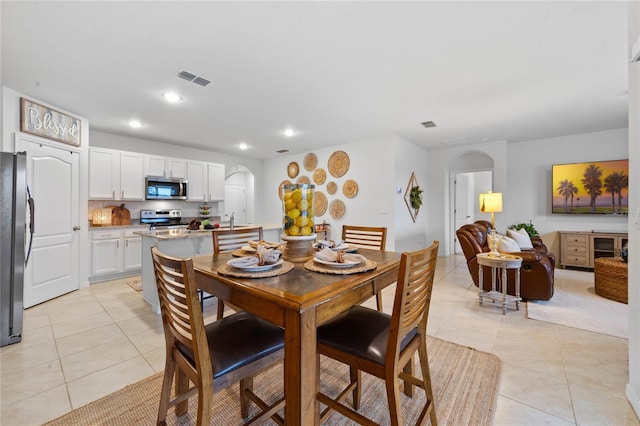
[594,257,628,304]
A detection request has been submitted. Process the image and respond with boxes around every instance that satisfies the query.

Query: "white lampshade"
[479,192,503,213]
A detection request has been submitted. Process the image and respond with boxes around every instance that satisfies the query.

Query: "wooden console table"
[594,257,628,304]
[559,231,628,269]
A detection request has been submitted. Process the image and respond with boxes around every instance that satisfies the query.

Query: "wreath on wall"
[404,172,422,223]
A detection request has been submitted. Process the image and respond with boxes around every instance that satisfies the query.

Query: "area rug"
[45,337,501,425]
[126,277,142,292]
[527,268,628,338]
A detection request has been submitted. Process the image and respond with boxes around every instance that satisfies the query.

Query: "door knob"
[73,226,81,231]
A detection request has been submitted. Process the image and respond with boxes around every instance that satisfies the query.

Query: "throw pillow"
[506,228,534,249]
[498,236,521,253]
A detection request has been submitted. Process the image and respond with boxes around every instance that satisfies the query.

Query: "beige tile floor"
[1,255,638,425]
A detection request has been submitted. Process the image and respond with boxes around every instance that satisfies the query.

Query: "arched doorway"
[448,151,495,254]
[224,165,255,225]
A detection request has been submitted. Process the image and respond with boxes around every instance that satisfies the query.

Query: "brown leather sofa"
[456,220,555,300]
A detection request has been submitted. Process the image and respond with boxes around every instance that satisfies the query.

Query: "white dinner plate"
[313,257,362,268]
[227,258,283,271]
[313,243,357,253]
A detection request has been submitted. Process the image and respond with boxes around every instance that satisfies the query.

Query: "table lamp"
[479,191,503,256]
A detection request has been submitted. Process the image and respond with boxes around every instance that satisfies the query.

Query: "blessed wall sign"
[20,98,81,146]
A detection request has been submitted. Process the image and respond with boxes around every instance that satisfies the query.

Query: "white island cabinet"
[136,223,282,314]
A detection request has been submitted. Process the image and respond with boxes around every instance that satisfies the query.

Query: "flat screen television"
[552,159,629,215]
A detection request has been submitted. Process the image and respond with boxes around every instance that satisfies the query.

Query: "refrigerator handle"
[25,185,35,266]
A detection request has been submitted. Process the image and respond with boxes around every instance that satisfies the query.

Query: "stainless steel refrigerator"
[1,152,34,347]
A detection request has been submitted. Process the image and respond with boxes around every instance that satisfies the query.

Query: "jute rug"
[527,268,628,338]
[45,337,500,425]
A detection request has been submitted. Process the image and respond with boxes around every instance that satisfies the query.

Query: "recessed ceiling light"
[239,143,248,150]
[283,128,296,137]
[128,120,142,128]
[163,92,181,103]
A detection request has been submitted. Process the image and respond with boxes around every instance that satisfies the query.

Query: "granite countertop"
[134,223,282,240]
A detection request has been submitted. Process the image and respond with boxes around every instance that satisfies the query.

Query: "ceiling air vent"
[276,149,290,154]
[177,70,211,87]
[421,121,437,128]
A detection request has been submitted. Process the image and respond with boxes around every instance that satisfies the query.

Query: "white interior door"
[224,183,246,225]
[454,174,472,253]
[18,136,80,307]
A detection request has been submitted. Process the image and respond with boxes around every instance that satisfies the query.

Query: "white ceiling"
[1,1,629,159]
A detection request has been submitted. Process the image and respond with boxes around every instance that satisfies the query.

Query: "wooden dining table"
[192,248,401,425]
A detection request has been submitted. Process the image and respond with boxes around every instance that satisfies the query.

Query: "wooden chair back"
[212,227,264,254]
[151,247,214,423]
[341,225,387,251]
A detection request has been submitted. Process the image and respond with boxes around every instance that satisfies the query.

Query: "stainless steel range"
[140,209,187,228]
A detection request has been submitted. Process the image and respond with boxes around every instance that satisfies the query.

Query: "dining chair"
[316,241,439,426]
[209,226,264,318]
[151,246,285,426]
[341,225,388,311]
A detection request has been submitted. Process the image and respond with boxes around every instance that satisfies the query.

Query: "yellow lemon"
[307,218,314,228]
[295,216,309,227]
[292,190,303,203]
[284,200,296,211]
[301,226,312,236]
[297,200,309,211]
[284,191,293,201]
[288,225,300,236]
[287,208,301,220]
[306,208,314,218]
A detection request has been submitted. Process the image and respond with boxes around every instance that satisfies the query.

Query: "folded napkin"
[314,247,366,264]
[248,240,281,250]
[315,239,345,250]
[230,247,282,268]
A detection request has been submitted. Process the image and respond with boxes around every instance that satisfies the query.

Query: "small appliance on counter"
[140,209,187,228]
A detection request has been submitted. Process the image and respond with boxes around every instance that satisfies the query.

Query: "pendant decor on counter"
[404,172,422,223]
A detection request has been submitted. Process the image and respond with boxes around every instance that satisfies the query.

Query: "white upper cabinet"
[208,163,225,201]
[89,148,119,199]
[89,148,144,200]
[187,161,208,202]
[144,155,187,178]
[119,152,144,200]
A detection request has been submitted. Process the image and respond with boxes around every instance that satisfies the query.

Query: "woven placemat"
[217,261,294,278]
[304,258,377,275]
[231,249,255,257]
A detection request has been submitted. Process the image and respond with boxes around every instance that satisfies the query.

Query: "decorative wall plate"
[278,179,292,200]
[328,150,350,177]
[313,168,327,185]
[314,191,328,216]
[342,179,358,198]
[287,162,300,178]
[296,175,311,185]
[303,153,317,171]
[327,181,337,195]
[329,199,346,219]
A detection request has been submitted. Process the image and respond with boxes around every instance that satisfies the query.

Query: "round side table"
[477,253,523,315]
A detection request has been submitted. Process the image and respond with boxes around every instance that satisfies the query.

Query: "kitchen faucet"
[229,212,235,230]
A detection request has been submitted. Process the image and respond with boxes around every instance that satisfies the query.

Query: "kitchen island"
[136,224,282,313]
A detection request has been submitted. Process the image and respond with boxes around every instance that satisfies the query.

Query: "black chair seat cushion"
[177,311,284,379]
[318,306,417,365]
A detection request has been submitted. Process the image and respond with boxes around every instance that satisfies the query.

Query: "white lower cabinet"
[91,228,142,280]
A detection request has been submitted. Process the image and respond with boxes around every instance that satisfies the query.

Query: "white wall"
[262,134,430,251]
[626,0,639,419]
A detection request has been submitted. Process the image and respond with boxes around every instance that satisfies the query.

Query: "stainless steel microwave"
[145,176,188,200]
